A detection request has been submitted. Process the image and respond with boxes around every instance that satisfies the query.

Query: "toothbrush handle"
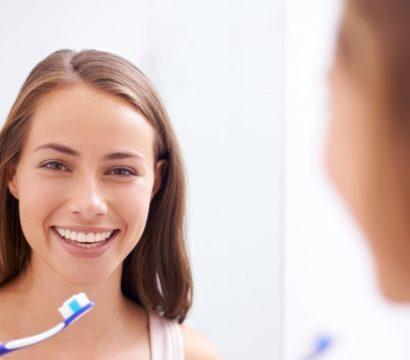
[0,322,65,355]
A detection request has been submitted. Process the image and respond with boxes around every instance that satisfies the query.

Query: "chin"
[376,267,410,304]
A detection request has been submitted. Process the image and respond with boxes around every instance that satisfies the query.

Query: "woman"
[0,49,221,359]
[326,0,410,302]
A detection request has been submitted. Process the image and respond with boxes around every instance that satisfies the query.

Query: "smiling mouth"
[51,226,120,248]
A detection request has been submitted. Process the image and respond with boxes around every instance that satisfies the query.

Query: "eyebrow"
[33,143,146,162]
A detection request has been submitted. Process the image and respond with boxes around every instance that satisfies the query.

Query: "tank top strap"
[148,311,184,360]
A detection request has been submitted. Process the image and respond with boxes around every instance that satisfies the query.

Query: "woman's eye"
[42,161,68,172]
[109,168,136,177]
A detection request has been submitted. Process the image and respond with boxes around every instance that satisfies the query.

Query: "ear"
[7,163,19,200]
[151,159,167,200]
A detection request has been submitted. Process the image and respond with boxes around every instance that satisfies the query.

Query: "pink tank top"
[149,312,184,360]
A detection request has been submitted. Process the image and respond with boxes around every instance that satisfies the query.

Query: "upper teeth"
[55,227,114,243]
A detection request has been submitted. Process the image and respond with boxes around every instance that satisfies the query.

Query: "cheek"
[325,111,361,201]
[115,184,153,232]
[16,175,60,248]
[326,70,372,216]
[326,101,355,202]
[110,182,154,257]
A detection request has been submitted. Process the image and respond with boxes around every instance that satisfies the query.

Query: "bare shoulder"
[180,324,223,360]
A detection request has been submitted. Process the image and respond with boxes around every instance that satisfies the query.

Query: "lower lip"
[51,227,118,259]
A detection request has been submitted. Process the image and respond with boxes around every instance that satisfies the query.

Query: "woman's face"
[325,5,410,301]
[8,83,164,285]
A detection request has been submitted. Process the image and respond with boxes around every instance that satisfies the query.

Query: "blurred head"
[0,49,192,322]
[326,0,410,301]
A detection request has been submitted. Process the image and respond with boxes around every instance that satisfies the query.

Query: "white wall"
[0,1,284,359]
[147,2,284,359]
[284,1,410,359]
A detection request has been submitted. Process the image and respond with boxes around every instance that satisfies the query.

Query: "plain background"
[0,1,283,359]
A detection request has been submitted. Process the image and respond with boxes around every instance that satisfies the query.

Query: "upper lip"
[52,226,119,233]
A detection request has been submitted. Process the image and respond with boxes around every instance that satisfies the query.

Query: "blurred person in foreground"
[326,0,410,301]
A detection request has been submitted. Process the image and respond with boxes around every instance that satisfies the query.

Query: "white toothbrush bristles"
[58,292,92,320]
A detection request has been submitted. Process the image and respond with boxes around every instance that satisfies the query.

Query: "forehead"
[25,83,155,161]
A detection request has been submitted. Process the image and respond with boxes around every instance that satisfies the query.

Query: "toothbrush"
[302,335,333,360]
[0,292,94,356]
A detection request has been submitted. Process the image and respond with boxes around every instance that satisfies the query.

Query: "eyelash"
[41,161,137,177]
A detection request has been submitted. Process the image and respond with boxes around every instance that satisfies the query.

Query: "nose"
[70,176,108,220]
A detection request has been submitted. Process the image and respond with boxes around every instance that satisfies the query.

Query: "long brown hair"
[338,0,410,128]
[0,49,193,323]
[336,0,410,216]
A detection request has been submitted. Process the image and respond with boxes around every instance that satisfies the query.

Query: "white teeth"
[55,227,114,243]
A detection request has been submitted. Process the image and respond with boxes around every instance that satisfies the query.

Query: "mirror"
[0,1,282,358]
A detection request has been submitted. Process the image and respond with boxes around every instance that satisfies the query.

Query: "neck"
[0,254,147,352]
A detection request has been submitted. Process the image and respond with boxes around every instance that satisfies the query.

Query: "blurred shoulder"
[180,323,223,360]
